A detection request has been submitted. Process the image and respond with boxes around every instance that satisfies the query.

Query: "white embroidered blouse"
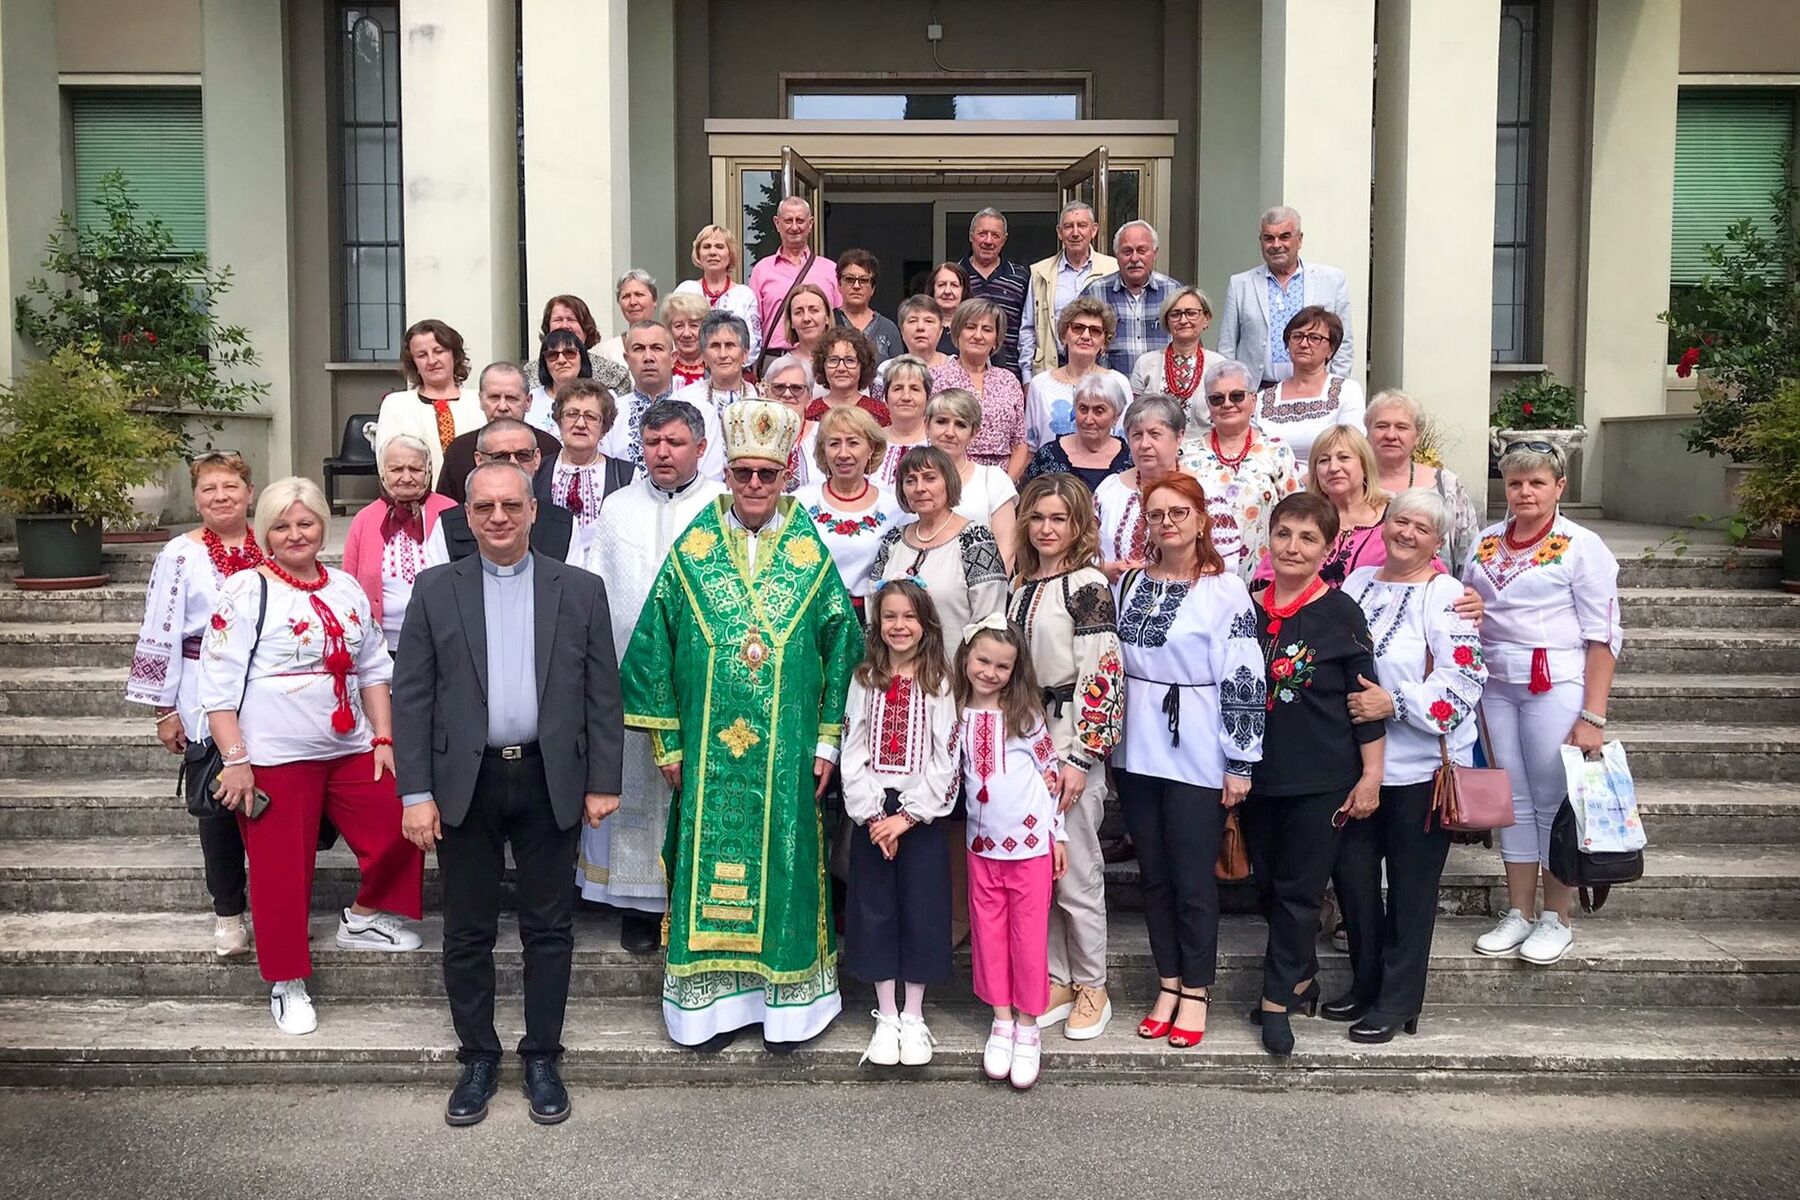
[1177,427,1302,579]
[1094,471,1148,567]
[1008,567,1124,772]
[1113,569,1267,787]
[1254,375,1366,476]
[1344,568,1489,786]
[548,455,611,565]
[127,535,239,741]
[198,569,393,766]
[1466,515,1622,686]
[840,674,960,826]
[958,710,1066,861]
[794,480,907,600]
[869,523,1008,640]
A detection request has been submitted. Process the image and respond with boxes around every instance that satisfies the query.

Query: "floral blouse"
[1252,587,1383,798]
[793,479,907,600]
[1009,567,1124,772]
[1467,514,1621,686]
[929,358,1027,469]
[1178,427,1302,579]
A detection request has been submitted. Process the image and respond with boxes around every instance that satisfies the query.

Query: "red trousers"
[238,751,423,983]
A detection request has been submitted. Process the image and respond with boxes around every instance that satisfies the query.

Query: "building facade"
[0,0,1795,515]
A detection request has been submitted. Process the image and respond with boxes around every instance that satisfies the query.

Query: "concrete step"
[0,623,140,669]
[2,836,1794,920]
[1,995,1793,1089]
[1629,780,1800,844]
[0,544,343,586]
[3,910,1796,1009]
[0,587,157,624]
[1603,723,1800,783]
[0,667,136,718]
[1607,675,1800,724]
[0,717,168,774]
[1620,630,1800,675]
[1616,552,1780,591]
[1619,589,1800,629]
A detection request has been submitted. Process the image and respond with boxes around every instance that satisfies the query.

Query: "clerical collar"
[651,473,703,502]
[479,553,532,578]
[726,504,784,535]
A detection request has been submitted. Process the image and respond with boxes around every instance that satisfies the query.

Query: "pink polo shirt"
[748,249,843,353]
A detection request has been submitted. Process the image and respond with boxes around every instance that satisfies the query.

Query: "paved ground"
[3,1083,1796,1198]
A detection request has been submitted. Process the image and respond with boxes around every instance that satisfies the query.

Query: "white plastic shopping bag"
[1560,741,1647,854]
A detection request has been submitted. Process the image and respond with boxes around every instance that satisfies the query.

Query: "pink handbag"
[1423,648,1514,833]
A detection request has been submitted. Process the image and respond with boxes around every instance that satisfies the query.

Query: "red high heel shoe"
[1137,986,1181,1039]
[1169,989,1210,1049]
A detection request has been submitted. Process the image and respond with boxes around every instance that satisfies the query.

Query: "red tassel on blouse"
[1529,647,1552,695]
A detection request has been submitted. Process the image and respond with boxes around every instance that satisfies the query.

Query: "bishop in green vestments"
[621,400,861,1048]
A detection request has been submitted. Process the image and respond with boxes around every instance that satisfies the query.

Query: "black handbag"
[178,576,268,818]
[1548,794,1644,913]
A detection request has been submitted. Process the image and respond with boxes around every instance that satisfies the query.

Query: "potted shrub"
[1734,378,1800,589]
[1490,373,1586,461]
[0,347,178,587]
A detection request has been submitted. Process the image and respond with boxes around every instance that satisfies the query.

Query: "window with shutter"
[1671,90,1794,285]
[68,88,206,255]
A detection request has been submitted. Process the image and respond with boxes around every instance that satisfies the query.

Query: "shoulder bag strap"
[239,574,269,715]
[759,249,817,372]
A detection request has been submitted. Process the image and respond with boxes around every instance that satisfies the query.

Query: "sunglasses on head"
[728,465,782,486]
[1506,439,1562,458]
[189,448,245,465]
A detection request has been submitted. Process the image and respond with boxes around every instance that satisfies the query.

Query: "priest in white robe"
[576,397,726,952]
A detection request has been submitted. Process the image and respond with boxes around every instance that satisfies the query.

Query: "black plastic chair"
[323,413,380,515]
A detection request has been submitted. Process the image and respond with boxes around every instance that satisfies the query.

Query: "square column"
[0,0,62,382]
[1197,0,1263,333]
[1577,0,1680,504]
[400,0,519,365]
[522,0,631,330]
[1370,0,1502,500]
[1260,0,1375,382]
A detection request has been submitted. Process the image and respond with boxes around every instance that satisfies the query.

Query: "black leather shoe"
[1321,992,1371,1023]
[445,1058,499,1127]
[1348,1013,1420,1044]
[691,1029,738,1053]
[1260,1010,1295,1057]
[620,911,661,955]
[521,1056,571,1125]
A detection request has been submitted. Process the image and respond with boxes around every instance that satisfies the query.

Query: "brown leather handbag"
[1216,809,1251,880]
[1424,647,1514,832]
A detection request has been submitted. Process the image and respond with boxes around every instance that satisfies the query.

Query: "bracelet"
[154,709,180,726]
[221,756,251,768]
[1579,710,1608,729]
[370,736,394,748]
[219,743,247,761]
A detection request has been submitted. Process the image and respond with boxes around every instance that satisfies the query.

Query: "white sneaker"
[335,908,422,952]
[270,979,317,1036]
[1009,1025,1042,1090]
[861,1011,901,1066]
[898,1013,937,1066]
[982,1020,1016,1080]
[1518,912,1574,965]
[213,914,250,958]
[1473,908,1535,957]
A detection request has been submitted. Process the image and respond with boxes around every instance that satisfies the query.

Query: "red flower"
[290,619,310,636]
[1521,402,1535,415]
[120,332,134,345]
[346,610,361,625]
[1453,645,1474,667]
[1428,699,1456,724]
[1271,658,1294,680]
[144,331,157,344]
[210,613,227,631]
[1676,346,1701,379]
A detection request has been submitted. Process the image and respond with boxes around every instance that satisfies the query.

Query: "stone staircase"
[0,536,1797,1089]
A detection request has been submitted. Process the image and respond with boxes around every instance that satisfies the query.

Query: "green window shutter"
[1671,90,1794,285]
[69,88,206,255]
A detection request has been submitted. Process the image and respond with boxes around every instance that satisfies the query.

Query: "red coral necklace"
[1162,344,1200,401]
[267,561,330,593]
[202,528,263,578]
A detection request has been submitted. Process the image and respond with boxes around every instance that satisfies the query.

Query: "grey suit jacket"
[393,552,623,831]
[1216,261,1355,384]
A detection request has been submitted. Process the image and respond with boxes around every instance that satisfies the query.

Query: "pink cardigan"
[341,493,456,626]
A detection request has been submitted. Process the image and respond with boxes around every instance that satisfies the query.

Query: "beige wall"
[0,0,63,383]
[1680,0,1800,73]
[628,0,679,291]
[1196,0,1262,336]
[56,0,200,74]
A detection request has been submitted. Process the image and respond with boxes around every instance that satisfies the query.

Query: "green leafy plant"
[13,170,266,452]
[1734,378,1800,530]
[0,347,179,525]
[1492,373,1579,430]
[1663,148,1800,461]
[1641,513,1750,562]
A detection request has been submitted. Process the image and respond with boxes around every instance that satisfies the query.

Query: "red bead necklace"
[701,277,729,304]
[826,478,871,505]
[1162,343,1200,401]
[202,528,263,578]
[267,561,331,593]
[1209,429,1252,470]
[1504,514,1555,552]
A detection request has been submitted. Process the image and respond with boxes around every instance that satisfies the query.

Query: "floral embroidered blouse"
[198,568,393,767]
[1009,567,1124,772]
[958,709,1067,861]
[1094,471,1150,567]
[840,673,959,826]
[1252,587,1383,798]
[127,534,239,742]
[1254,375,1367,477]
[1466,514,1622,686]
[793,479,907,600]
[1178,427,1302,580]
[868,523,1008,640]
[929,358,1028,468]
[1113,569,1267,788]
[1344,567,1488,786]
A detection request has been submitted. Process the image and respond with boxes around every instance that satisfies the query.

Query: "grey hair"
[882,354,933,397]
[1112,219,1160,255]
[1366,388,1426,427]
[1123,392,1187,438]
[377,434,432,487]
[1159,285,1213,326]
[615,268,659,300]
[776,194,813,217]
[699,309,750,352]
[476,361,528,395]
[475,417,537,453]
[463,460,536,499]
[763,353,814,386]
[640,398,706,443]
[1202,358,1255,395]
[896,294,939,325]
[1072,372,1128,414]
[927,387,983,432]
[969,207,1008,234]
[1498,442,1567,481]
[1058,200,1097,224]
[1260,205,1303,231]
[1384,487,1450,543]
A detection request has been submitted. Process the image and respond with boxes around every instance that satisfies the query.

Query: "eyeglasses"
[1207,389,1250,407]
[766,382,809,397]
[560,411,603,427]
[824,356,860,369]
[1066,322,1107,339]
[546,348,582,361]
[1143,505,1194,526]
[839,274,874,287]
[477,447,538,464]
[1289,332,1332,347]
[1167,309,1206,323]
[728,465,783,486]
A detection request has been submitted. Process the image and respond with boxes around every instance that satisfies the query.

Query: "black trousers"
[436,752,578,1062]
[842,791,952,985]
[196,808,247,917]
[1333,780,1451,1020]
[1116,769,1226,988]
[1240,788,1344,1007]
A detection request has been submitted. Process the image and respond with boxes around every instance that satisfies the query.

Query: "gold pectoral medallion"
[740,625,768,670]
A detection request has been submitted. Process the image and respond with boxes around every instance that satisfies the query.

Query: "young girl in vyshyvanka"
[954,614,1067,1090]
[840,579,959,1068]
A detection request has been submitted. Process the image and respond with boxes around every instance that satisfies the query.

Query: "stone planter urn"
[1489,425,1588,461]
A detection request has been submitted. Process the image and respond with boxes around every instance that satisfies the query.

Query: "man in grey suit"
[1216,205,1355,387]
[395,461,623,1128]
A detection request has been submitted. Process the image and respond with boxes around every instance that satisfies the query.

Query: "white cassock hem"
[576,831,668,912]
[662,985,842,1047]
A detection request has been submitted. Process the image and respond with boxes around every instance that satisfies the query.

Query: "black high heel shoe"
[1248,979,1321,1025]
[1321,992,1370,1023]
[1348,1013,1419,1044]
[1260,1009,1295,1057]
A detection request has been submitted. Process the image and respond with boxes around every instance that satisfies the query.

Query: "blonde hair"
[253,476,330,553]
[926,387,983,432]
[660,290,711,325]
[812,405,888,474]
[1013,473,1101,580]
[1307,425,1386,510]
[689,223,741,275]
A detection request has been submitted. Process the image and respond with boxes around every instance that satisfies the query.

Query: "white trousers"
[1483,678,1583,868]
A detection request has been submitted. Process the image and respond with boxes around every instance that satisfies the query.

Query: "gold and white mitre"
[720,398,800,463]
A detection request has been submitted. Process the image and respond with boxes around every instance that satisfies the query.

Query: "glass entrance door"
[780,146,825,255]
[1057,147,1111,246]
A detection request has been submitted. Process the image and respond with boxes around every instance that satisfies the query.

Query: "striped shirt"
[960,255,1030,375]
